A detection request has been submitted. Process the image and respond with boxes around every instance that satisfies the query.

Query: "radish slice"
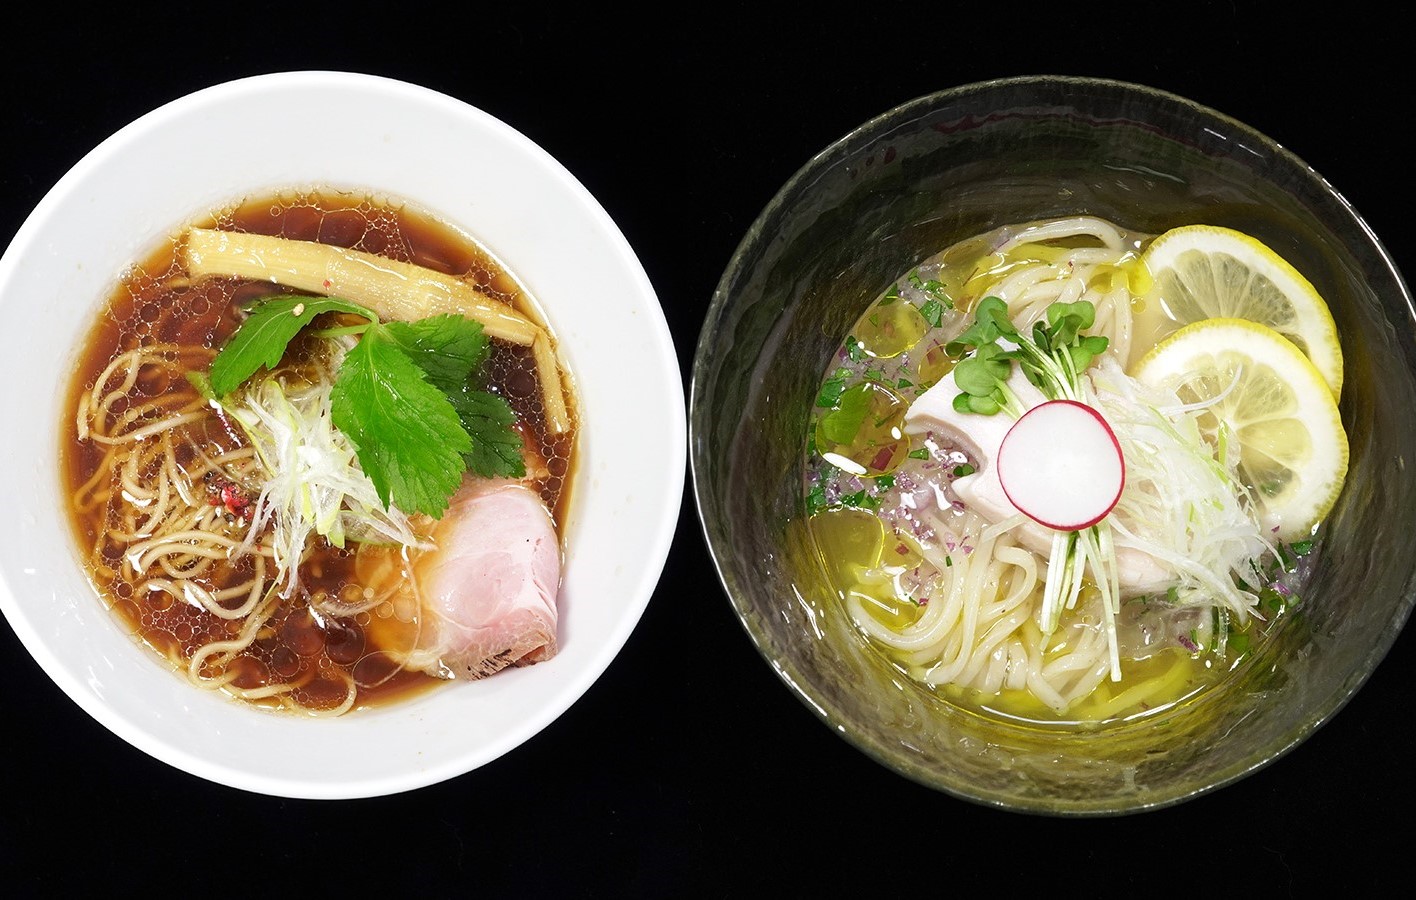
[996,399,1125,531]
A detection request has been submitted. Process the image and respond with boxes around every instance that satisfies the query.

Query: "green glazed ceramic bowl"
[690,75,1416,815]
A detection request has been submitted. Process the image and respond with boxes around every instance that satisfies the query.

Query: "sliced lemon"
[1130,318,1348,541]
[1140,225,1343,397]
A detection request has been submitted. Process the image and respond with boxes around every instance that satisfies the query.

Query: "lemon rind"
[1130,317,1348,540]
[1141,224,1344,398]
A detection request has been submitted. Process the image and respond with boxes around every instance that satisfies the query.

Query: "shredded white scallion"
[1087,356,1274,623]
[222,369,431,598]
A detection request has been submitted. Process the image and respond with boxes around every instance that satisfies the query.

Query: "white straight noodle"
[922,520,1013,685]
[997,216,1126,252]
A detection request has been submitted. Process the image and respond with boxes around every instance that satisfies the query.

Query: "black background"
[2,6,1411,895]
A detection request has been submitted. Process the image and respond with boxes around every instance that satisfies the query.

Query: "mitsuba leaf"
[331,330,471,518]
[382,314,490,393]
[446,389,526,479]
[209,295,377,396]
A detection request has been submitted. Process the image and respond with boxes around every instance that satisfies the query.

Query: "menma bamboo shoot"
[183,227,572,434]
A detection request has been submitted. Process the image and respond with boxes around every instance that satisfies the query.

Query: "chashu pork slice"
[904,365,1171,596]
[411,476,561,678]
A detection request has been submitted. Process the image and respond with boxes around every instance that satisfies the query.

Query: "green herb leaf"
[945,296,1014,357]
[805,484,827,516]
[1259,586,1287,615]
[908,272,954,309]
[446,388,526,479]
[907,447,930,460]
[845,335,865,362]
[816,368,851,408]
[953,390,1003,415]
[818,384,871,445]
[382,314,490,393]
[839,489,880,510]
[209,295,376,396]
[919,298,945,328]
[952,343,1012,396]
[330,329,471,518]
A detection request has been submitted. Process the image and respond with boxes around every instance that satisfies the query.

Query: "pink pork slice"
[412,477,561,678]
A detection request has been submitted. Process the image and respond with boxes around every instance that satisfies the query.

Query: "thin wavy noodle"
[807,215,1301,725]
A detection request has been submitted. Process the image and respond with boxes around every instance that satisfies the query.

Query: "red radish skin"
[996,400,1125,531]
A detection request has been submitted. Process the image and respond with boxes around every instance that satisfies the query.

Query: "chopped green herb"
[818,384,872,445]
[919,298,946,328]
[845,335,865,362]
[1228,632,1251,655]
[1258,586,1287,615]
[908,272,954,309]
[896,377,914,389]
[805,484,827,517]
[816,368,851,408]
[907,447,930,460]
[839,489,880,510]
[874,474,895,490]
[952,463,975,477]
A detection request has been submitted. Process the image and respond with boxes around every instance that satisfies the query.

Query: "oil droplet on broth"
[814,381,909,476]
[853,300,928,359]
[806,508,923,630]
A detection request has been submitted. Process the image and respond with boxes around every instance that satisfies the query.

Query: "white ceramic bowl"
[0,71,683,799]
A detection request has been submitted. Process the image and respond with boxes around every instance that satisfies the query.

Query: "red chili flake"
[917,597,930,607]
[205,473,251,519]
[221,483,250,517]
